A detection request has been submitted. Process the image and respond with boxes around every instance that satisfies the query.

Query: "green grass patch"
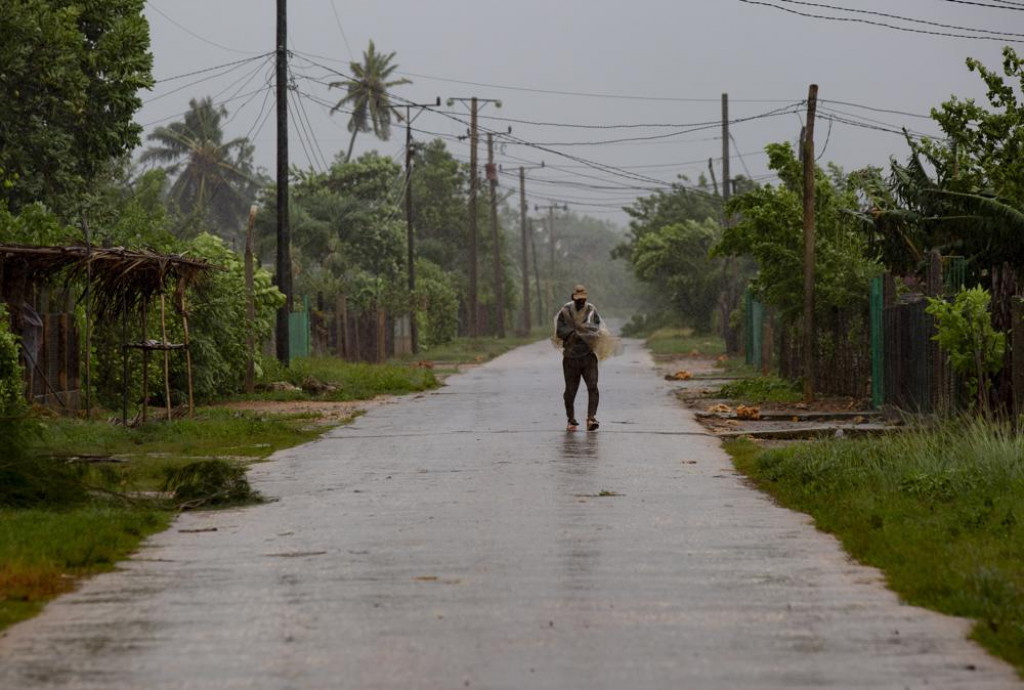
[257,356,438,401]
[39,407,324,493]
[726,420,1024,675]
[0,506,171,630]
[718,375,802,403]
[645,328,726,357]
[0,404,361,632]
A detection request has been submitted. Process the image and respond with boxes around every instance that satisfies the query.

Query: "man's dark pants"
[563,352,599,421]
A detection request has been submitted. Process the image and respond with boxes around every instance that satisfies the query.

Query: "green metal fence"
[870,276,884,409]
[289,296,311,359]
[744,289,765,370]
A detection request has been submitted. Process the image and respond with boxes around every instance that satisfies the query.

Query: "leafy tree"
[0,304,25,418]
[258,152,406,309]
[859,48,1024,280]
[140,97,261,243]
[410,139,468,275]
[170,233,284,402]
[714,143,882,322]
[630,219,725,332]
[330,40,411,162]
[0,0,152,215]
[926,287,1005,412]
[617,177,736,332]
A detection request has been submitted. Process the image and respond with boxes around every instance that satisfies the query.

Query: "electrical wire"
[738,0,1024,41]
[145,2,262,55]
[765,0,1024,37]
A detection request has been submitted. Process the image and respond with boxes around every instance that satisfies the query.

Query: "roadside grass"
[726,420,1024,675]
[0,506,172,630]
[254,356,438,401]
[718,375,802,404]
[1,406,358,632]
[39,407,325,493]
[645,328,726,357]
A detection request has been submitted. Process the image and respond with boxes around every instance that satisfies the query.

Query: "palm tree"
[140,97,259,240]
[330,41,411,161]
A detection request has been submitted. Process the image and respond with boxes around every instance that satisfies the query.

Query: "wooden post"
[121,293,129,427]
[160,293,172,421]
[245,205,257,393]
[376,308,386,364]
[802,84,818,403]
[487,133,505,338]
[141,300,148,423]
[1012,298,1024,426]
[179,285,195,419]
[468,97,479,337]
[519,167,530,335]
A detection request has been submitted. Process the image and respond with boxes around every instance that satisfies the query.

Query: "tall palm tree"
[330,40,411,161]
[140,97,259,240]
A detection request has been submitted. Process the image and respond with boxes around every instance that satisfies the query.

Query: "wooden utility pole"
[802,84,819,402]
[721,94,731,204]
[402,99,440,354]
[486,133,505,337]
[530,219,544,324]
[536,203,567,308]
[468,97,479,336]
[448,97,501,337]
[519,167,530,335]
[244,204,258,393]
[274,0,292,365]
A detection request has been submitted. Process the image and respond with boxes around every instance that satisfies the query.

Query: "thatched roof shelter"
[0,243,217,317]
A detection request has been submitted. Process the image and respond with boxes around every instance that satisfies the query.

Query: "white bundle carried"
[551,301,623,361]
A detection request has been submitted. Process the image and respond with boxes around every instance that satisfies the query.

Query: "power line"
[145,2,262,55]
[940,0,1024,10]
[765,0,1024,37]
[738,0,1024,41]
[328,0,355,61]
[153,54,273,84]
[144,53,273,105]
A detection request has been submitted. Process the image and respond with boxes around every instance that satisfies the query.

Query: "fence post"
[743,289,753,365]
[751,299,764,372]
[1013,298,1024,425]
[870,275,884,410]
[377,308,387,364]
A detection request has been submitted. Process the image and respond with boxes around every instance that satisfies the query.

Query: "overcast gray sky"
[138,0,1014,226]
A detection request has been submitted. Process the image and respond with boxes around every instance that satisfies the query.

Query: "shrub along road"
[0,339,1018,689]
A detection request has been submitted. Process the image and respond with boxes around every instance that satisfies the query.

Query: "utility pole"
[274,0,292,365]
[469,97,479,336]
[707,157,719,199]
[245,204,258,393]
[802,84,819,403]
[447,97,501,337]
[403,98,440,354]
[721,93,736,355]
[536,203,567,308]
[486,133,505,337]
[721,93,730,204]
[519,167,530,335]
[530,219,544,325]
[516,162,544,335]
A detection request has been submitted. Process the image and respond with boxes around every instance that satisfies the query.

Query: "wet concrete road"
[0,338,1019,689]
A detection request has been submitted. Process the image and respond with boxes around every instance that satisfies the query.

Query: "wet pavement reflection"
[0,338,1018,689]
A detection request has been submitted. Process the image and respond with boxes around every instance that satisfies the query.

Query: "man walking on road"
[554,284,602,432]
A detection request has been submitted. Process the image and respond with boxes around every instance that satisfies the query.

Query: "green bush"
[926,287,1006,410]
[162,459,258,508]
[172,233,285,402]
[718,375,801,403]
